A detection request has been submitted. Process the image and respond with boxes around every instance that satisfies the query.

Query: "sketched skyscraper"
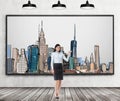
[28,45,39,72]
[90,53,95,72]
[38,21,48,72]
[94,45,100,69]
[7,44,11,58]
[17,48,28,73]
[7,44,13,73]
[12,48,19,73]
[70,24,77,58]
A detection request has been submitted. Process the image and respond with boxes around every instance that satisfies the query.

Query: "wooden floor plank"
[65,88,72,101]
[0,88,19,100]
[104,88,120,95]
[0,87,119,101]
[2,88,23,101]
[0,88,12,97]
[74,88,87,101]
[109,88,120,95]
[0,88,10,93]
[59,87,65,101]
[69,88,80,101]
[18,88,39,101]
[90,88,109,101]
[50,88,57,101]
[93,88,112,101]
[21,88,40,101]
[28,88,46,101]
[36,88,50,101]
[0,88,5,90]
[89,88,110,101]
[80,88,95,101]
[100,88,120,101]
[85,88,102,101]
[0,88,13,94]
[6,88,31,101]
[14,88,35,101]
[44,88,54,101]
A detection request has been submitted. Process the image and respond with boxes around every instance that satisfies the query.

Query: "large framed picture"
[6,15,114,75]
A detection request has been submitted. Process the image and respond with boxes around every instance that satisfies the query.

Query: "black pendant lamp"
[80,0,94,9]
[52,0,66,9]
[22,0,37,9]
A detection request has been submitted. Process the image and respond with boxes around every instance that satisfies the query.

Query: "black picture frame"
[5,15,114,76]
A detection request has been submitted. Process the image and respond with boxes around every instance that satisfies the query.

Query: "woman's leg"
[58,80,62,95]
[55,80,59,96]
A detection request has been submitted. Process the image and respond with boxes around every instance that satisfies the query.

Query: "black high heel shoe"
[55,96,59,99]
[55,94,59,99]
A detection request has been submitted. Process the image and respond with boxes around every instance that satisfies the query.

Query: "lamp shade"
[80,0,94,9]
[22,0,37,9]
[52,0,66,9]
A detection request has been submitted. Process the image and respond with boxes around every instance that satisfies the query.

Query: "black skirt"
[53,63,63,80]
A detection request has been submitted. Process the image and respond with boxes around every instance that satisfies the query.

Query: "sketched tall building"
[17,48,28,73]
[48,47,54,57]
[7,58,14,73]
[70,24,77,68]
[70,24,77,58]
[38,21,48,72]
[90,53,95,72]
[7,44,11,58]
[12,48,19,73]
[47,47,54,71]
[28,45,39,72]
[7,44,14,73]
[94,45,100,69]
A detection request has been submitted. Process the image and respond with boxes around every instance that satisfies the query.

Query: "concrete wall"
[0,0,120,87]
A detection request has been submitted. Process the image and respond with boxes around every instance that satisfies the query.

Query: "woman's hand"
[67,51,72,56]
[51,69,54,74]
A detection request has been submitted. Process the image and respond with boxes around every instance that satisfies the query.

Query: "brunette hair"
[54,44,61,52]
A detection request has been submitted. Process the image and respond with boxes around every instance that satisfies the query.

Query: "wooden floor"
[0,87,120,101]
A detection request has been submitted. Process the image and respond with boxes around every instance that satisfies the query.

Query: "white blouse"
[51,51,70,69]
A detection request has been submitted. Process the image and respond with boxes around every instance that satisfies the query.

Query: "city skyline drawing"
[6,15,114,75]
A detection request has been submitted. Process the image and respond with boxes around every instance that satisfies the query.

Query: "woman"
[51,44,71,99]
